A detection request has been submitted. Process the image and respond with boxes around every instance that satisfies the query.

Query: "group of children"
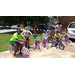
[22,26,70,48]
[10,25,70,58]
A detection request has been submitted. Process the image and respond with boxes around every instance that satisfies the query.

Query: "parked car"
[48,24,55,30]
[4,26,11,29]
[67,22,75,39]
[38,24,45,30]
[11,25,18,29]
[0,26,4,30]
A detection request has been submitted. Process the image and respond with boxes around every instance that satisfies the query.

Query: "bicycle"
[42,36,48,49]
[9,41,30,58]
[32,37,41,51]
[51,39,65,50]
[61,37,72,46]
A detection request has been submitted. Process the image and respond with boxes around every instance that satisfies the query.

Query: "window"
[69,23,75,28]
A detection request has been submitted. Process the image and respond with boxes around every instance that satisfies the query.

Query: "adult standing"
[55,22,62,33]
[35,23,37,32]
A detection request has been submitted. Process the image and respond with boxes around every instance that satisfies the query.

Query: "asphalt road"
[0,29,24,33]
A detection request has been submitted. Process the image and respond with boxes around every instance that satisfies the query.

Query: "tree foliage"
[0,16,50,26]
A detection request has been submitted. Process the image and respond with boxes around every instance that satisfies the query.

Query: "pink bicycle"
[9,41,30,58]
[61,35,72,46]
[42,36,48,49]
[32,37,41,51]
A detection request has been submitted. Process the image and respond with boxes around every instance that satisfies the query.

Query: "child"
[46,27,51,43]
[33,31,39,45]
[42,30,48,46]
[53,31,61,45]
[65,29,70,42]
[22,27,32,48]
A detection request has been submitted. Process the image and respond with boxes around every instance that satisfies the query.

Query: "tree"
[0,16,50,26]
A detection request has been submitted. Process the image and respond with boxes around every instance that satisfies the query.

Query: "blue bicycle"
[51,39,65,50]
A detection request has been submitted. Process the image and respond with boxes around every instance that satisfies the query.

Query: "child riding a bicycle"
[52,31,61,46]
[46,27,52,43]
[33,30,39,45]
[65,29,71,42]
[10,29,26,58]
[42,30,48,47]
[22,27,32,48]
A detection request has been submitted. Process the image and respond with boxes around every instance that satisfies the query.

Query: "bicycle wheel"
[9,45,15,55]
[22,47,30,58]
[67,40,72,46]
[33,44,36,50]
[37,44,41,51]
[59,43,65,50]
[9,45,19,55]
[46,43,48,49]
[51,41,55,47]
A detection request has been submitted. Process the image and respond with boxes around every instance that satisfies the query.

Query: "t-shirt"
[56,25,62,31]
[46,30,51,35]
[35,25,37,28]
[43,33,47,38]
[28,26,31,30]
[23,30,30,37]
[33,33,37,39]
[10,33,23,41]
[65,32,68,36]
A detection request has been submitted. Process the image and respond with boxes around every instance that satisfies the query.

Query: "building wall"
[59,16,75,30]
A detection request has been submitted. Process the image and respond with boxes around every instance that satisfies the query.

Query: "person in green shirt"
[10,29,26,58]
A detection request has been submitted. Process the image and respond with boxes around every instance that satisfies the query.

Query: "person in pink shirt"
[35,23,37,32]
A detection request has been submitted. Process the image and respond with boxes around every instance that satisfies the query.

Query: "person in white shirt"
[22,27,32,48]
[55,22,62,33]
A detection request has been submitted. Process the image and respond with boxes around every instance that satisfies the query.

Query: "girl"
[42,30,48,47]
[53,31,61,45]
[22,27,32,48]
[46,27,51,43]
[65,29,70,42]
[33,31,39,45]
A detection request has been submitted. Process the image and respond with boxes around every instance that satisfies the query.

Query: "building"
[59,16,75,30]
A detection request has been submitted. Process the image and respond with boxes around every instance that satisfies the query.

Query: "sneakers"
[13,56,16,58]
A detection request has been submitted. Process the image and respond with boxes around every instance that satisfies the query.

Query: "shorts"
[65,35,68,37]
[34,38,38,41]
[55,37,59,41]
[25,37,29,42]
[10,41,17,46]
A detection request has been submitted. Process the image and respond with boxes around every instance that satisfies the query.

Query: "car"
[11,25,18,29]
[48,24,55,30]
[0,26,4,30]
[4,26,11,29]
[67,22,75,39]
[38,24,45,30]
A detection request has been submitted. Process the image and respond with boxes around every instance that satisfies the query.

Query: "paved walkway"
[0,43,75,58]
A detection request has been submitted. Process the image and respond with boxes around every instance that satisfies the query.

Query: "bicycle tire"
[22,47,30,58]
[51,41,55,47]
[37,44,41,51]
[33,44,36,50]
[67,40,72,46]
[46,43,48,49]
[9,45,19,55]
[59,43,65,50]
